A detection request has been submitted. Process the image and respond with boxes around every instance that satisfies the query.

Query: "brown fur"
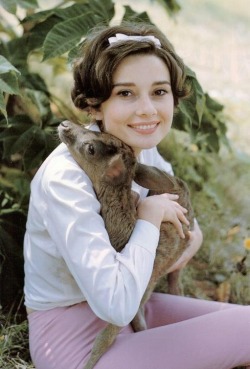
[58,120,194,369]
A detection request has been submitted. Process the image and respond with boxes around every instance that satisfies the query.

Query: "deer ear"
[102,154,126,184]
[134,163,175,191]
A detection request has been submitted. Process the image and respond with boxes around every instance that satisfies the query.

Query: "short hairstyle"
[71,22,190,112]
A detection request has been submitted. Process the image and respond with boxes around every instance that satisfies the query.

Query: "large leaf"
[155,0,181,15]
[0,92,7,120]
[0,115,58,170]
[0,72,21,95]
[122,6,152,23]
[0,120,33,158]
[24,0,115,59]
[21,2,89,24]
[42,0,115,60]
[42,12,97,60]
[0,0,16,14]
[22,126,58,171]
[22,88,52,125]
[26,15,62,54]
[173,70,205,131]
[0,166,30,210]
[0,55,20,75]
[0,37,30,69]
[15,0,38,9]
[20,71,50,96]
[85,0,115,21]
[0,57,21,120]
[0,0,38,13]
[185,67,206,125]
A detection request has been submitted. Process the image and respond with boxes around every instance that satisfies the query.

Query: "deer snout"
[59,120,72,130]
[58,121,74,145]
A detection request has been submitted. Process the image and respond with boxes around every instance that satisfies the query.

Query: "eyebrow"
[112,81,171,87]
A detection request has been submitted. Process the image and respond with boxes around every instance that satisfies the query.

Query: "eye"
[117,90,132,97]
[154,89,168,96]
[86,143,95,155]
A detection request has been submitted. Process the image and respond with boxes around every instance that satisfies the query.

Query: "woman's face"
[95,54,174,156]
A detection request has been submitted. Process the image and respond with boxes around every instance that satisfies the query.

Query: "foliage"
[158,130,250,306]
[0,313,34,368]
[0,0,229,313]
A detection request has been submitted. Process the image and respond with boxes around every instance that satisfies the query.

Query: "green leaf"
[155,0,181,15]
[42,12,96,60]
[86,0,115,21]
[55,2,90,21]
[26,15,62,53]
[0,55,20,75]
[0,38,29,69]
[21,8,58,24]
[10,125,42,156]
[20,72,50,95]
[205,93,224,112]
[0,0,16,14]
[23,144,45,170]
[68,44,83,63]
[122,5,152,23]
[16,0,39,9]
[0,92,7,121]
[24,88,52,123]
[0,115,57,169]
[0,72,21,95]
[42,0,115,60]
[21,2,89,24]
[22,128,48,170]
[0,121,32,142]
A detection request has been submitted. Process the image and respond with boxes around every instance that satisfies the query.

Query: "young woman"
[24,22,250,369]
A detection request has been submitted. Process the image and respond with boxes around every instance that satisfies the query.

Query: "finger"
[172,202,188,213]
[176,210,190,226]
[179,205,188,213]
[171,217,185,239]
[162,193,179,200]
[187,230,194,241]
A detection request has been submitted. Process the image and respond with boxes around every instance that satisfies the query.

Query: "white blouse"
[24,125,173,327]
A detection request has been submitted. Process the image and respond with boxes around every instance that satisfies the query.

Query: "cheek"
[102,107,127,131]
[164,105,174,124]
[103,115,122,133]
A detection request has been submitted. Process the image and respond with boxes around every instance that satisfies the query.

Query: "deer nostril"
[60,120,70,129]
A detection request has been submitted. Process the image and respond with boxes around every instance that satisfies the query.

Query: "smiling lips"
[129,122,159,134]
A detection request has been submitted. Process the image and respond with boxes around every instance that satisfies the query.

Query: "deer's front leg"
[131,305,147,332]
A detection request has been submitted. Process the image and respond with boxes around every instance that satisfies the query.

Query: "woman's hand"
[137,193,190,238]
[167,218,203,273]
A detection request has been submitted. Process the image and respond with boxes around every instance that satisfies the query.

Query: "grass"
[0,314,34,369]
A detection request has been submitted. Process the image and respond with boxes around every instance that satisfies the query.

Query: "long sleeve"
[24,144,159,327]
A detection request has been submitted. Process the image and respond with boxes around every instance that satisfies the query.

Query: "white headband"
[108,33,161,48]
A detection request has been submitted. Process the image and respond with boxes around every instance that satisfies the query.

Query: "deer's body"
[58,121,194,369]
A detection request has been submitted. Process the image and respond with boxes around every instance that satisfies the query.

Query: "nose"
[135,95,157,117]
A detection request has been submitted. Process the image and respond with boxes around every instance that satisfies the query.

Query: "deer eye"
[86,143,95,155]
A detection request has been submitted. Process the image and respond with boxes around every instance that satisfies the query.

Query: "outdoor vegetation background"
[0,0,249,368]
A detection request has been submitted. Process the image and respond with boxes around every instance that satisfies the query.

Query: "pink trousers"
[28,293,250,369]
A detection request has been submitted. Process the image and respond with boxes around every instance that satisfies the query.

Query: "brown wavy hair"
[71,22,190,113]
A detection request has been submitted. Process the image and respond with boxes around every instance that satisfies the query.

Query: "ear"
[102,155,127,184]
[134,163,175,191]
